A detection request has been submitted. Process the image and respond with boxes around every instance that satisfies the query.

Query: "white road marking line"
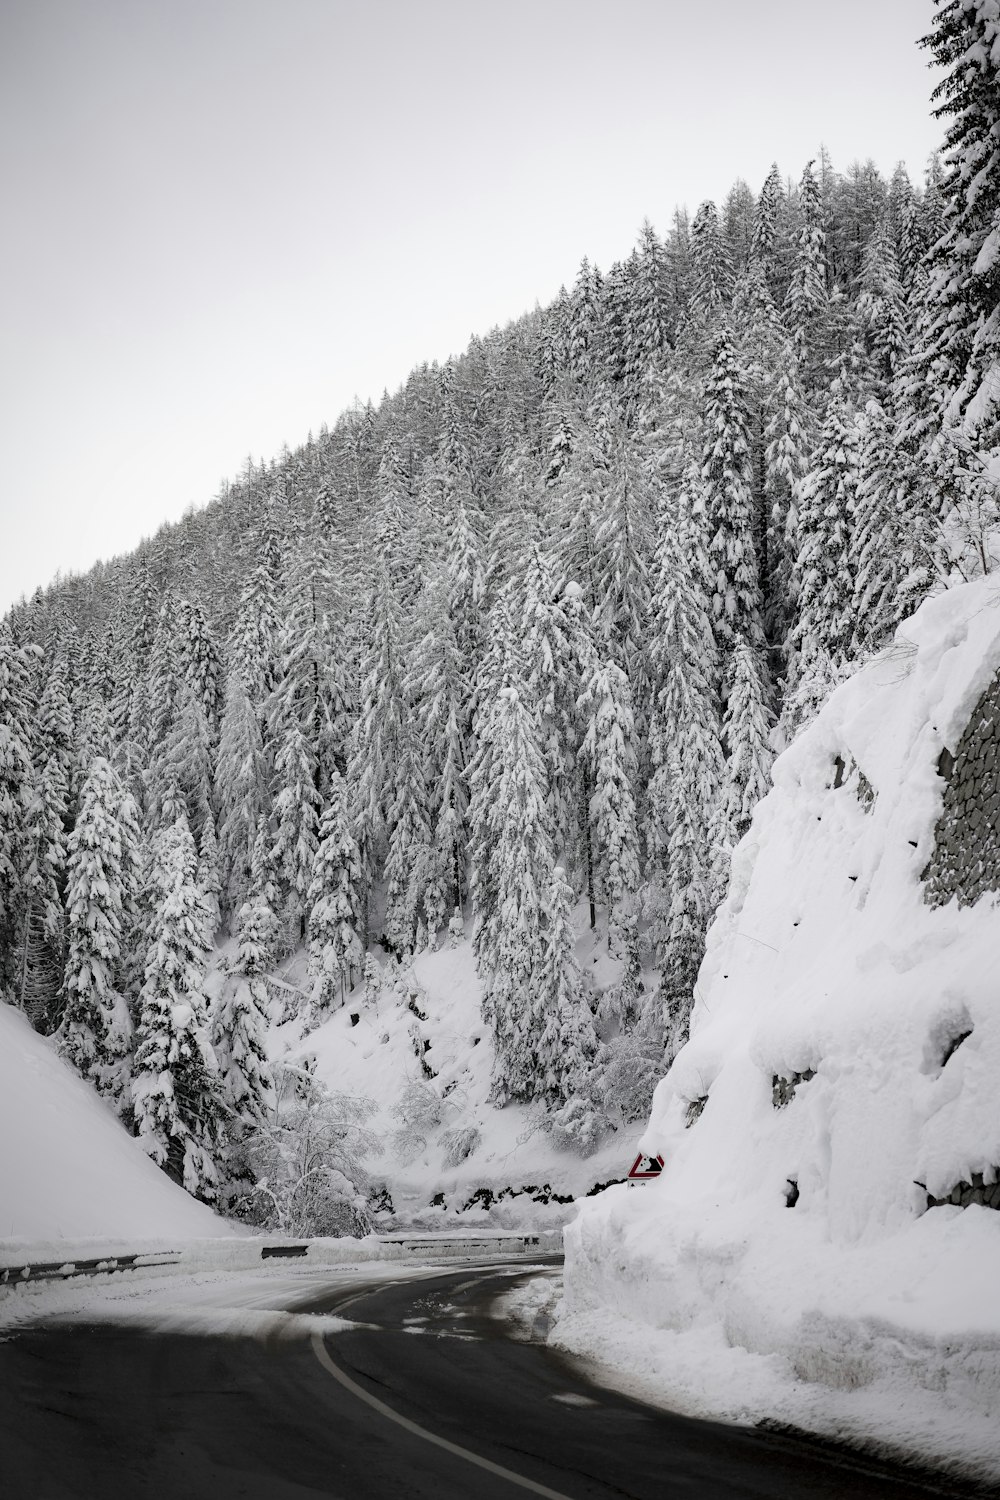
[311,1332,576,1500]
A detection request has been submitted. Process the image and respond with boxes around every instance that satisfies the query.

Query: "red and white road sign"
[627,1153,665,1180]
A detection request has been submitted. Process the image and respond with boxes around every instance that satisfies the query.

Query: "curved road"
[0,1257,978,1499]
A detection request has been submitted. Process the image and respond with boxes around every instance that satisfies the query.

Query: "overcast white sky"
[0,0,944,615]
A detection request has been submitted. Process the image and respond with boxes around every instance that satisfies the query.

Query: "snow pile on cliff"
[556,577,1000,1483]
[0,1003,227,1246]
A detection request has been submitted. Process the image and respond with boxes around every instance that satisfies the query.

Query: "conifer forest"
[1,3,997,1229]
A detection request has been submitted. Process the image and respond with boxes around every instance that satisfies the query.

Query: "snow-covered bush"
[389,1080,441,1164]
[547,1096,605,1157]
[227,1063,379,1236]
[441,1124,480,1167]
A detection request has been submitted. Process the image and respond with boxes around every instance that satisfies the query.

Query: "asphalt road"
[0,1257,983,1500]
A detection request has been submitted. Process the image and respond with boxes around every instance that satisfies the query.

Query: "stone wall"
[923,1171,1000,1212]
[923,671,1000,908]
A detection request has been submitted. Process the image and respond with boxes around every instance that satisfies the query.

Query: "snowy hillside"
[256,927,643,1228]
[0,1004,227,1245]
[557,577,1000,1480]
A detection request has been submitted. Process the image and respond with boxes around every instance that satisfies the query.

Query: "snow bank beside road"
[0,1003,227,1243]
[559,578,1000,1483]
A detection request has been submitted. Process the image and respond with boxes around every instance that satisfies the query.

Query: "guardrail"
[377,1232,558,1258]
[1,1251,181,1285]
[1,1230,561,1288]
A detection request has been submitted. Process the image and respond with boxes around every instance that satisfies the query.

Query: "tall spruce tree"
[0,625,38,1000]
[216,671,270,921]
[533,865,597,1107]
[215,862,277,1128]
[702,325,765,666]
[59,757,138,1102]
[132,815,223,1198]
[784,370,861,732]
[306,771,364,1012]
[646,471,724,1050]
[920,0,1000,444]
[721,636,773,843]
[348,566,406,944]
[578,658,639,955]
[785,160,829,386]
[469,683,553,1103]
[17,755,68,1026]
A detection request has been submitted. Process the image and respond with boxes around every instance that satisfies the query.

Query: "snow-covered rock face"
[561,579,1000,1448]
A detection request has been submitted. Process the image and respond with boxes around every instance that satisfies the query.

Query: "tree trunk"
[582,773,596,930]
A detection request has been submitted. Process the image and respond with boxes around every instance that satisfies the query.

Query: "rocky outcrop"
[924,671,1000,907]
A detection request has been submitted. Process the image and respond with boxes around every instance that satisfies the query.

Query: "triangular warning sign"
[627,1153,664,1180]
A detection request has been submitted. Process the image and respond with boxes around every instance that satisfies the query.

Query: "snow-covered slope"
[558,578,1000,1481]
[0,1004,227,1245]
[265,930,639,1227]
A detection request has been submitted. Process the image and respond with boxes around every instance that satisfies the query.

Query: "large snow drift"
[558,578,1000,1480]
[0,1004,226,1245]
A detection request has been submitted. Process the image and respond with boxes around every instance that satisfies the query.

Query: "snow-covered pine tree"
[624,219,670,399]
[568,256,603,385]
[543,395,576,489]
[382,718,433,956]
[520,550,592,851]
[126,553,160,701]
[721,635,773,843]
[734,260,787,426]
[689,199,735,328]
[646,473,725,1050]
[175,598,222,738]
[468,683,553,1103]
[466,584,520,972]
[0,624,39,1000]
[592,422,653,720]
[306,770,364,1013]
[197,810,223,948]
[347,565,406,945]
[16,754,68,1026]
[214,857,277,1128]
[439,357,471,478]
[555,435,605,615]
[763,342,811,655]
[533,864,597,1108]
[783,369,861,733]
[216,670,270,921]
[724,176,756,271]
[445,484,487,669]
[853,397,941,654]
[232,523,283,704]
[732,261,787,646]
[269,703,321,941]
[132,814,223,1198]
[887,160,918,276]
[855,218,908,398]
[701,324,765,669]
[578,658,639,955]
[408,573,470,920]
[152,685,214,839]
[146,595,184,754]
[33,654,76,814]
[920,0,1000,445]
[59,756,137,1101]
[785,160,830,388]
[751,162,784,271]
